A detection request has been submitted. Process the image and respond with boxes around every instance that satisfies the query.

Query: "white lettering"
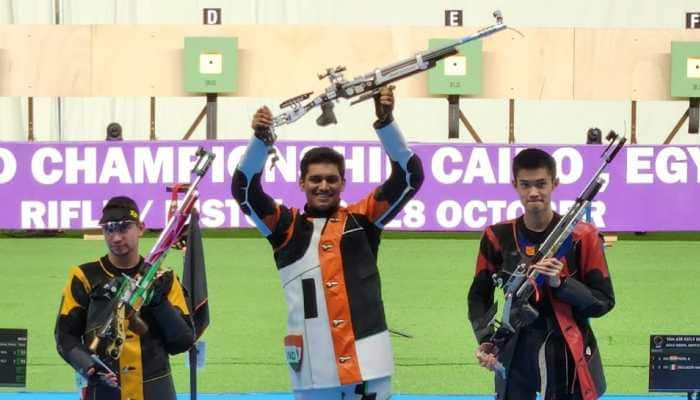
[344,146,365,183]
[21,201,46,229]
[369,146,384,183]
[401,200,425,228]
[140,200,153,222]
[200,199,227,227]
[21,200,101,229]
[178,146,200,183]
[65,147,97,184]
[688,147,700,183]
[434,199,605,229]
[552,147,583,184]
[486,200,507,223]
[60,200,82,228]
[226,146,247,179]
[656,147,687,184]
[82,201,100,227]
[498,147,512,183]
[0,148,17,183]
[210,146,226,184]
[589,201,606,228]
[626,147,654,184]
[47,201,58,228]
[436,200,462,228]
[31,147,63,185]
[98,147,132,184]
[464,200,488,228]
[506,201,524,220]
[133,146,174,184]
[463,148,496,184]
[432,146,462,184]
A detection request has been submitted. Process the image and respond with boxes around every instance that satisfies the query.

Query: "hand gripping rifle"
[88,147,215,359]
[483,132,626,378]
[269,11,508,134]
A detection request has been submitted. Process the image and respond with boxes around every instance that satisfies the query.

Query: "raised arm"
[348,86,424,228]
[231,107,294,247]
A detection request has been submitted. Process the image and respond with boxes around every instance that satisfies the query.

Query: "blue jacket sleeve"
[348,121,424,228]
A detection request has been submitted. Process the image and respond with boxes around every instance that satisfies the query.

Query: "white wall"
[0,0,698,144]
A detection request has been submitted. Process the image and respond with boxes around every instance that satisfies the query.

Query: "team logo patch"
[525,245,536,257]
[284,334,303,372]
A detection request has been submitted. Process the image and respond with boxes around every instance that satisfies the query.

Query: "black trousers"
[504,324,581,400]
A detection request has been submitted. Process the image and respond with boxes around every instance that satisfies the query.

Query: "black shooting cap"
[99,196,140,224]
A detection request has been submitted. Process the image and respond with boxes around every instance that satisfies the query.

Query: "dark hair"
[512,148,556,180]
[300,147,345,179]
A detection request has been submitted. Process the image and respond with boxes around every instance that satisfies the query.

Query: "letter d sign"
[203,8,222,25]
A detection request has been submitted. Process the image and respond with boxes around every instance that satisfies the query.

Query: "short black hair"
[99,196,140,224]
[512,148,557,180]
[300,147,345,180]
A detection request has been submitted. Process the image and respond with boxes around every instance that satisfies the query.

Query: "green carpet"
[0,236,696,394]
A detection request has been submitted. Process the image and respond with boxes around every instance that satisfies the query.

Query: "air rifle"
[270,11,508,133]
[88,147,215,359]
[483,132,626,378]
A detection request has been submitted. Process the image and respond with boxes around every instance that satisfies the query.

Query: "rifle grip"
[127,311,149,336]
[316,102,337,126]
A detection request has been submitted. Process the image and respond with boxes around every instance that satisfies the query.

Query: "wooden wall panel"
[0,25,697,100]
[0,26,91,96]
[481,28,573,99]
[89,25,575,99]
[574,28,700,100]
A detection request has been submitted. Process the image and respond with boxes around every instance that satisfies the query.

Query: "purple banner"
[0,140,698,231]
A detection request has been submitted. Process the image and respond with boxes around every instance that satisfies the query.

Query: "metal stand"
[182,95,218,140]
[630,100,637,144]
[206,93,218,140]
[189,345,198,400]
[664,98,699,144]
[508,98,515,143]
[448,95,460,139]
[27,97,34,141]
[149,97,157,140]
[664,108,691,144]
[183,106,207,140]
[459,110,483,143]
[446,96,483,142]
[689,98,699,134]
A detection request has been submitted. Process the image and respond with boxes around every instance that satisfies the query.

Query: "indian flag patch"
[284,334,303,372]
